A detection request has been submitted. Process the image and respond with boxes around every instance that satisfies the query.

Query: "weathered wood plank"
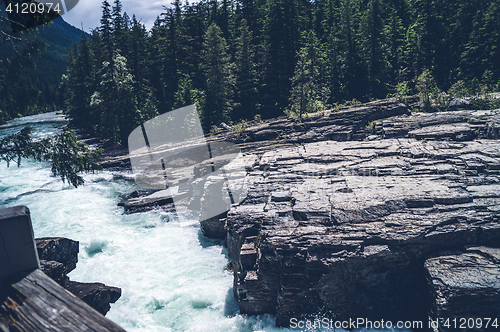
[1,270,126,332]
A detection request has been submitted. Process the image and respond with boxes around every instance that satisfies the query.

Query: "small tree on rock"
[416,69,439,110]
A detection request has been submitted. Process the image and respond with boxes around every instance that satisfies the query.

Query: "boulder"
[448,98,472,111]
[64,280,122,316]
[36,237,79,273]
[425,247,500,332]
[35,237,122,316]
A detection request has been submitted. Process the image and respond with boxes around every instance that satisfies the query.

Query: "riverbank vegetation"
[0,126,102,187]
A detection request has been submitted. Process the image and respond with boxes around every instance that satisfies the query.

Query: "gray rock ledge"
[197,100,500,328]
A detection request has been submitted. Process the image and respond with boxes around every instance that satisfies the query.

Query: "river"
[0,112,409,332]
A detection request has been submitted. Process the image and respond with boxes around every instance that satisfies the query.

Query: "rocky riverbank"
[107,98,500,331]
[221,100,500,330]
[36,237,121,315]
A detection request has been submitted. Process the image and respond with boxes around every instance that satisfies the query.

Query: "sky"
[63,0,182,32]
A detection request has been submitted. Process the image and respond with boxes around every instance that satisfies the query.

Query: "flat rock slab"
[378,109,500,140]
[224,135,500,327]
[118,186,189,213]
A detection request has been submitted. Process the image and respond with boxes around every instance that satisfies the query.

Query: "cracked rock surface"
[425,247,500,331]
[201,101,500,328]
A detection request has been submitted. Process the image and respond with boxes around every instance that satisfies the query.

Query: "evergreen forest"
[12,0,500,145]
[0,8,83,123]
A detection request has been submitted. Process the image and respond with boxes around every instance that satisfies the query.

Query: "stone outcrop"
[193,100,500,328]
[224,137,500,326]
[375,109,500,141]
[36,237,79,273]
[425,247,500,331]
[229,98,410,145]
[64,280,122,316]
[35,237,121,315]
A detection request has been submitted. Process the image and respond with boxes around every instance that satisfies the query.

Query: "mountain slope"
[33,17,87,85]
[0,15,85,121]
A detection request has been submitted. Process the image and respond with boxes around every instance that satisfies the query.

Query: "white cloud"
[63,0,201,32]
[63,0,102,32]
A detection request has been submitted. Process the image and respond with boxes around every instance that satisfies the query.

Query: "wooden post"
[0,206,39,286]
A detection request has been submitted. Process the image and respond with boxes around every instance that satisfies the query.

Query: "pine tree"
[147,17,168,112]
[100,0,114,66]
[385,6,405,85]
[201,23,234,130]
[112,0,128,57]
[66,34,95,133]
[234,19,259,120]
[261,0,293,116]
[289,31,329,120]
[161,7,181,112]
[482,1,500,84]
[236,0,264,41]
[128,16,158,123]
[361,0,386,98]
[91,53,139,145]
[403,0,446,82]
[129,16,147,96]
[337,0,366,101]
[178,2,206,92]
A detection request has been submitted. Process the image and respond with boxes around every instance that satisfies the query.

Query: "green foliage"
[58,0,500,137]
[344,99,362,107]
[289,31,330,121]
[47,130,103,187]
[233,19,259,121]
[61,0,158,146]
[447,73,500,110]
[0,14,83,124]
[448,81,468,99]
[395,81,411,104]
[283,108,301,121]
[0,126,102,187]
[91,53,142,145]
[416,69,440,110]
[201,23,234,131]
[231,119,249,137]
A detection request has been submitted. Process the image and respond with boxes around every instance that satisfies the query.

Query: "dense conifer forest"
[0,11,83,123]
[5,0,500,145]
